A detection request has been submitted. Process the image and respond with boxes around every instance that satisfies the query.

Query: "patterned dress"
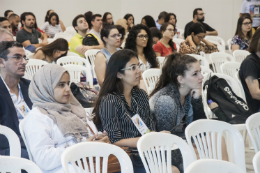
[179,40,219,55]
[231,35,250,51]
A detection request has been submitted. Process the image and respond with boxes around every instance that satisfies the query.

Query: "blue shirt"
[155,20,161,30]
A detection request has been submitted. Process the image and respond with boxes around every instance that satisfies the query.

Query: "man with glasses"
[0,41,32,164]
[184,8,218,38]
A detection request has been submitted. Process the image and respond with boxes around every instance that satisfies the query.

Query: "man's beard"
[25,23,34,29]
[197,17,205,22]
[11,22,18,29]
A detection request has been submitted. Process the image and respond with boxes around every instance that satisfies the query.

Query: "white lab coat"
[23,107,98,173]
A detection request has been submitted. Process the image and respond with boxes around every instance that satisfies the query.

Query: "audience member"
[84,11,93,30]
[44,9,54,22]
[4,10,13,18]
[41,13,64,38]
[141,15,156,28]
[102,12,114,25]
[115,24,126,46]
[0,41,31,162]
[0,28,14,42]
[165,13,181,38]
[89,14,102,40]
[33,38,68,63]
[153,23,177,57]
[150,27,162,45]
[0,17,12,33]
[17,12,48,52]
[231,14,252,52]
[125,24,158,72]
[240,0,260,30]
[149,53,207,173]
[95,25,121,86]
[70,14,103,57]
[155,11,167,30]
[124,13,134,32]
[8,14,20,36]
[184,8,218,38]
[23,64,109,173]
[179,23,218,55]
[20,12,45,34]
[43,10,65,32]
[239,29,260,113]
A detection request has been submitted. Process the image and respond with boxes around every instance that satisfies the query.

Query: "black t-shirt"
[184,21,215,39]
[239,53,260,113]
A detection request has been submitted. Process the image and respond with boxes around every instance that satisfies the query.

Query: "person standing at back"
[89,14,102,40]
[240,0,260,30]
[155,11,167,30]
[184,8,218,39]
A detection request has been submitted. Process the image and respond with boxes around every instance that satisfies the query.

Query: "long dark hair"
[142,15,156,28]
[102,12,114,25]
[101,25,118,46]
[35,38,68,62]
[44,9,53,22]
[160,22,177,51]
[124,13,134,31]
[150,53,198,97]
[125,24,158,68]
[164,13,177,27]
[48,12,60,25]
[235,13,252,41]
[84,11,93,29]
[93,49,138,125]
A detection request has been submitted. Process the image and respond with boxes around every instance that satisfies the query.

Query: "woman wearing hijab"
[23,64,109,173]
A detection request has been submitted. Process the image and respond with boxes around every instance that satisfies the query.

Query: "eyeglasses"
[242,22,252,26]
[121,64,143,71]
[196,35,205,40]
[137,34,149,40]
[8,55,27,62]
[166,29,175,32]
[110,33,122,39]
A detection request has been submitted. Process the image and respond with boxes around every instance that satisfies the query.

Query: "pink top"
[153,41,177,56]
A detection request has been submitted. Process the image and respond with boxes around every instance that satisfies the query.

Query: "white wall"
[1,0,244,41]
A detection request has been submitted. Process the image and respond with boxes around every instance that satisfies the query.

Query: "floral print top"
[231,35,250,51]
[179,40,219,55]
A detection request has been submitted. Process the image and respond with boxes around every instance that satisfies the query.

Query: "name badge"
[16,102,30,118]
[131,114,150,135]
[255,6,260,15]
[200,51,205,57]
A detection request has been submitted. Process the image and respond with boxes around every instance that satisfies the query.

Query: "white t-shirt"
[89,29,101,40]
[240,0,260,27]
[41,22,62,38]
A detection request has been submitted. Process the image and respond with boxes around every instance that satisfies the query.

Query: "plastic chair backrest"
[246,112,260,153]
[220,61,241,79]
[61,142,133,173]
[25,59,48,80]
[205,36,225,51]
[210,52,235,73]
[234,71,247,102]
[156,56,165,69]
[227,38,232,53]
[24,49,32,57]
[62,64,89,84]
[137,132,196,173]
[185,159,245,173]
[187,54,210,68]
[253,151,260,173]
[64,29,76,36]
[53,33,72,42]
[172,38,185,46]
[233,50,250,63]
[26,53,34,59]
[67,51,81,57]
[19,120,33,161]
[201,66,213,76]
[178,28,184,38]
[121,42,125,48]
[209,40,225,52]
[66,26,74,31]
[0,156,42,173]
[0,125,21,157]
[85,49,101,79]
[84,108,94,116]
[142,69,162,95]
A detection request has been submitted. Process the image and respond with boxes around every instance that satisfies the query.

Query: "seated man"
[4,10,13,19]
[184,8,218,39]
[8,13,20,36]
[70,14,103,57]
[0,28,14,42]
[89,14,102,40]
[0,41,32,160]
[16,12,48,52]
[0,17,12,33]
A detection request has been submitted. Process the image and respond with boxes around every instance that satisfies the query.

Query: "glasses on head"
[8,55,27,62]
[166,29,175,32]
[110,33,122,39]
[121,64,143,71]
[196,35,205,40]
[242,22,252,26]
[137,34,149,40]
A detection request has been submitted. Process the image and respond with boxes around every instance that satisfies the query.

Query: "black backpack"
[82,33,99,46]
[203,75,252,124]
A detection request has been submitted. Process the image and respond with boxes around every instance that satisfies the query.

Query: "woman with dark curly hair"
[124,13,134,31]
[141,15,156,28]
[125,24,158,72]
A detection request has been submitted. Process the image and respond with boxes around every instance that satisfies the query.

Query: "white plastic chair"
[13,36,16,41]
[25,59,48,80]
[220,61,240,79]
[253,151,260,173]
[121,42,125,48]
[57,56,93,88]
[0,125,21,157]
[185,159,245,173]
[53,33,72,42]
[176,44,180,52]
[142,69,162,95]
[26,53,34,59]
[187,54,210,68]
[66,26,74,31]
[0,156,42,173]
[210,40,225,52]
[234,71,247,103]
[210,52,236,73]
[84,108,94,117]
[19,120,33,161]
[67,51,81,57]
[64,29,76,37]
[200,66,213,76]
[205,36,225,52]
[227,38,232,53]
[61,142,133,173]
[185,119,246,172]
[172,38,185,46]
[63,64,89,85]
[137,132,196,173]
[156,56,165,69]
[246,112,260,153]
[177,28,184,39]
[233,50,250,63]
[85,49,101,79]
[24,49,32,56]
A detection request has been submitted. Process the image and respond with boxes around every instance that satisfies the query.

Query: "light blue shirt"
[155,20,161,30]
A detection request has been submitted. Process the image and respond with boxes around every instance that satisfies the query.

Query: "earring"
[181,85,184,88]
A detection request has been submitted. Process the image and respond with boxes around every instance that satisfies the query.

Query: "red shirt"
[153,41,177,57]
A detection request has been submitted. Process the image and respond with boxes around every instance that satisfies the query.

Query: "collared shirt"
[0,76,28,122]
[155,20,162,30]
[16,28,41,44]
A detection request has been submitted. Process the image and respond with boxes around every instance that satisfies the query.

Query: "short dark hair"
[72,14,85,32]
[116,25,126,41]
[91,14,102,22]
[4,10,13,18]
[188,23,206,36]
[8,13,19,19]
[48,12,59,25]
[150,27,162,39]
[142,15,156,28]
[0,41,23,60]
[193,8,203,18]
[20,12,37,28]
[0,17,8,23]
[158,11,168,20]
[101,25,118,45]
[248,28,260,53]
[84,11,93,29]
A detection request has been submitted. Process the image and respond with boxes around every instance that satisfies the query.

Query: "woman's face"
[241,18,252,33]
[141,19,146,26]
[53,72,71,104]
[127,16,134,25]
[169,15,176,25]
[136,29,148,48]
[104,28,121,47]
[53,50,67,59]
[163,24,175,39]
[179,62,203,90]
[50,16,57,26]
[192,32,206,45]
[153,37,160,45]
[106,14,113,24]
[118,57,141,88]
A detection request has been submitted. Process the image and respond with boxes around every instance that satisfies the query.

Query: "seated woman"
[95,25,121,86]
[179,23,218,55]
[102,12,114,25]
[164,13,181,38]
[33,38,68,63]
[41,13,64,38]
[93,49,177,173]
[149,53,228,173]
[231,14,252,52]
[125,24,158,72]
[124,13,134,32]
[115,25,126,47]
[141,15,156,28]
[153,22,177,57]
[23,64,109,173]
[150,27,162,45]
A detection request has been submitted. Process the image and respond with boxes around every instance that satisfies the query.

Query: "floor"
[246,146,255,173]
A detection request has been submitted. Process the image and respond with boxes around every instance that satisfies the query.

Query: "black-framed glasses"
[137,34,149,40]
[110,33,122,39]
[121,64,143,71]
[242,22,252,26]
